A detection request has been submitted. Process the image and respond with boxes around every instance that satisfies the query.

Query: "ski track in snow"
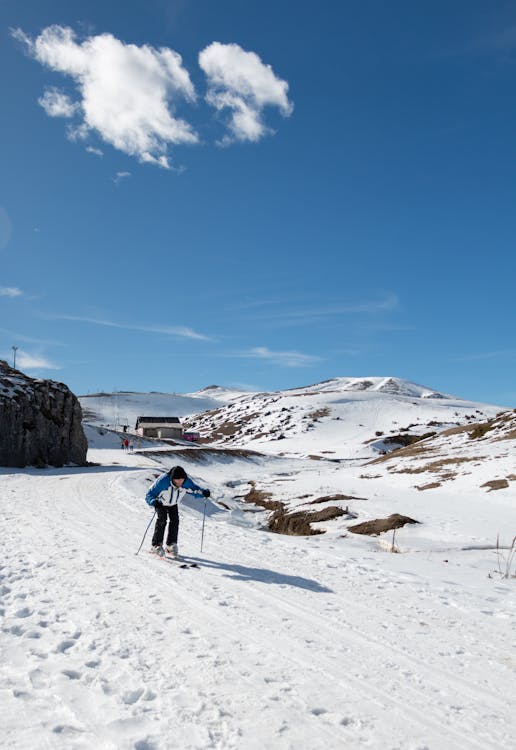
[1,454,515,750]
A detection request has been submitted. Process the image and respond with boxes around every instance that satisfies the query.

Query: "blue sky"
[1,0,515,405]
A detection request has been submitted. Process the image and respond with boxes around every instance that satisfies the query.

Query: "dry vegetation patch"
[308,493,367,505]
[481,479,510,492]
[349,514,420,536]
[307,407,330,421]
[242,482,281,511]
[392,456,484,475]
[268,506,347,536]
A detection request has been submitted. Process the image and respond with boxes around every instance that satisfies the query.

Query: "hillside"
[182,376,501,459]
[79,386,246,428]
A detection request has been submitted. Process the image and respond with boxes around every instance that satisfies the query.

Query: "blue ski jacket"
[145,471,206,508]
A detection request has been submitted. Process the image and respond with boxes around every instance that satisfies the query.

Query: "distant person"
[129,441,134,452]
[123,438,129,451]
[145,465,210,558]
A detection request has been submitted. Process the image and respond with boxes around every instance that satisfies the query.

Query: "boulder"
[0,360,88,467]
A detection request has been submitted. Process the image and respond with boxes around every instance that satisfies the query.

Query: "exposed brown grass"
[242,482,281,511]
[416,482,442,491]
[369,443,439,464]
[349,514,419,536]
[392,456,485,475]
[268,505,346,536]
[307,407,330,421]
[308,493,367,505]
[481,479,510,492]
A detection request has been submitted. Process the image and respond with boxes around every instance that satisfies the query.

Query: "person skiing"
[145,465,210,557]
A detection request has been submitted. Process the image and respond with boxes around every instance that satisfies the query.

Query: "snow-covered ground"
[1,422,515,749]
[79,387,248,429]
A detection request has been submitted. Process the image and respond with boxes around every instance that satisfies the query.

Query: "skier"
[145,465,210,557]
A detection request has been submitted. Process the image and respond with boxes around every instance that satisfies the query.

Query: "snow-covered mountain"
[182,376,502,459]
[80,376,503,461]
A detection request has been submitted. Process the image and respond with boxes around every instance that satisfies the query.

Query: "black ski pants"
[152,504,179,546]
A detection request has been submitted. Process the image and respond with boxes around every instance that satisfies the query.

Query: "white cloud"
[14,25,198,167]
[38,87,79,117]
[113,171,131,185]
[235,346,321,368]
[86,146,103,156]
[16,350,60,370]
[199,42,293,142]
[48,314,213,341]
[0,286,23,297]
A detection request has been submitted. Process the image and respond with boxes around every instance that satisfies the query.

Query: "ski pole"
[135,510,156,556]
[200,499,207,552]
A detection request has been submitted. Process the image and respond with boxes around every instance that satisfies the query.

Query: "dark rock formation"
[0,360,88,467]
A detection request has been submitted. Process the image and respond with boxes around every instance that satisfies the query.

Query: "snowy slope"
[1,426,515,749]
[79,386,247,428]
[184,377,502,459]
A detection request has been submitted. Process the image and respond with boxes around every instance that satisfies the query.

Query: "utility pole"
[12,346,18,369]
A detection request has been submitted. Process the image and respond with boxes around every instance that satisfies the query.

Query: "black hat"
[170,465,187,481]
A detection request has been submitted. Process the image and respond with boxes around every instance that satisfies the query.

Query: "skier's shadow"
[186,557,333,593]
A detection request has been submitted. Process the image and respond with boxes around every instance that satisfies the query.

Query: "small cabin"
[135,416,183,440]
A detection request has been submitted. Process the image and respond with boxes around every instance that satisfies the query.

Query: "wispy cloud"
[86,145,103,157]
[0,286,23,297]
[231,346,321,368]
[47,314,213,341]
[13,25,198,168]
[233,294,400,327]
[38,87,79,117]
[113,171,131,185]
[14,350,60,370]
[199,42,293,144]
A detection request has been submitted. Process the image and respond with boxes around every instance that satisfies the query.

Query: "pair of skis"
[148,550,199,569]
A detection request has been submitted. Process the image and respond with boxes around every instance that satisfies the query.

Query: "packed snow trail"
[1,455,514,749]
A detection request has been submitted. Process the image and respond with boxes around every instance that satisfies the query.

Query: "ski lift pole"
[135,510,156,556]
[200,499,207,553]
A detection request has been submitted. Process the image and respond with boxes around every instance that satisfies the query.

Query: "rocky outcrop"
[0,360,88,467]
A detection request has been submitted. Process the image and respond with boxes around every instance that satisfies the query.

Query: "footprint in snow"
[56,640,76,653]
[62,669,82,680]
[14,606,33,618]
[122,687,145,705]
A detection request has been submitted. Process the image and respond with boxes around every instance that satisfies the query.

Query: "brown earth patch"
[391,456,484,475]
[268,506,347,536]
[242,482,281,511]
[496,429,516,441]
[383,432,436,449]
[369,443,438,464]
[416,482,442,491]
[307,407,330,421]
[308,493,367,505]
[481,479,509,492]
[349,514,420,536]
